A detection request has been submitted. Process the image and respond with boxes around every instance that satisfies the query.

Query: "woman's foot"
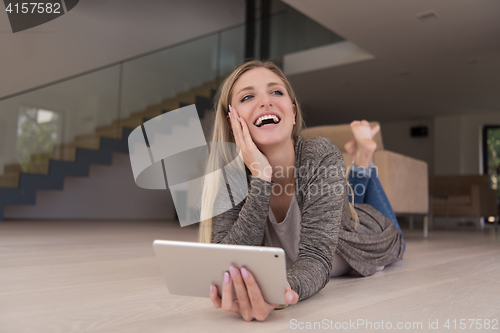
[344,139,357,161]
[345,120,379,168]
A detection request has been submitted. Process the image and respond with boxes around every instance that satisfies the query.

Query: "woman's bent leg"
[347,164,370,204]
[345,120,405,255]
[348,162,404,238]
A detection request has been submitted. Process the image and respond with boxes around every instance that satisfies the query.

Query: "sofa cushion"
[300,122,384,152]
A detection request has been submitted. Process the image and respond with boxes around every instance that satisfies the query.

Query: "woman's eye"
[272,90,284,96]
[241,95,252,102]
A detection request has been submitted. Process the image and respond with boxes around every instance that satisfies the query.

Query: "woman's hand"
[209,266,299,321]
[229,105,273,182]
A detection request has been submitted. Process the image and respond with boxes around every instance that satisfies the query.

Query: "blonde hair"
[198,60,357,243]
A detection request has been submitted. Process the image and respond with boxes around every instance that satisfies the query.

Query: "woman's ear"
[293,104,296,125]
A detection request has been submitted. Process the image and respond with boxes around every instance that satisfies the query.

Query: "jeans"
[347,162,405,240]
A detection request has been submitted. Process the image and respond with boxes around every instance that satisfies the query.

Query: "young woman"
[199,60,405,322]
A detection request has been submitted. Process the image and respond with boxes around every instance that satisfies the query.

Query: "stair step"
[24,160,50,174]
[195,95,213,118]
[54,142,77,150]
[4,163,22,173]
[5,153,52,175]
[0,80,219,219]
[30,152,53,161]
[53,146,77,161]
[160,99,184,112]
[4,160,53,175]
[112,115,145,129]
[174,92,197,105]
[179,82,214,100]
[74,133,101,150]
[130,100,177,120]
[95,124,123,139]
[193,83,215,98]
[18,172,64,191]
[126,94,213,125]
[126,82,215,121]
[0,187,36,206]
[0,173,19,188]
[139,105,165,119]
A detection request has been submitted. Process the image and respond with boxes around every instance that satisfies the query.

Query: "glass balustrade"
[0,2,343,189]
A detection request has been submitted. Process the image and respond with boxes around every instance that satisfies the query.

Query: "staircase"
[0,81,216,221]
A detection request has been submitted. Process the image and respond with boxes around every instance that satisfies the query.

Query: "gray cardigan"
[211,136,405,301]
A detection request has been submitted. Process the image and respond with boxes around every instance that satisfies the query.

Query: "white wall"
[0,0,245,99]
[4,153,176,220]
[0,1,247,172]
[381,110,500,176]
[0,0,246,220]
[433,115,463,175]
[380,119,434,174]
[435,111,500,175]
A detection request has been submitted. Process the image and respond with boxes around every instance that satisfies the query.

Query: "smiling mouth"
[254,115,281,127]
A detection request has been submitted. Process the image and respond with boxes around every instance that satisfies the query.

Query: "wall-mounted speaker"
[410,126,428,137]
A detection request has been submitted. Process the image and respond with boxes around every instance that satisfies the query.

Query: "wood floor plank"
[0,220,499,332]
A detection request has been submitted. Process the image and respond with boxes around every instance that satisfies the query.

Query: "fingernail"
[229,104,240,121]
[228,111,231,118]
[289,293,294,303]
[224,272,230,284]
[240,268,249,279]
[229,266,238,277]
[210,285,214,293]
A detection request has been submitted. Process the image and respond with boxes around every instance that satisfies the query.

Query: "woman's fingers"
[240,267,275,320]
[229,106,244,147]
[230,107,253,168]
[214,266,288,321]
[238,114,252,143]
[285,281,299,305]
[221,272,239,313]
[229,106,251,163]
[229,105,272,181]
[230,106,248,147]
[210,284,222,308]
[285,289,299,305]
[229,266,253,321]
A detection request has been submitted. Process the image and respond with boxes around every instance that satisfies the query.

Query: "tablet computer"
[153,240,288,304]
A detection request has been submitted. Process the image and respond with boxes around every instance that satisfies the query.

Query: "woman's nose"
[259,95,272,108]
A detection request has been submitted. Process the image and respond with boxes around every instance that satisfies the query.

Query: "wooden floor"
[1,220,499,333]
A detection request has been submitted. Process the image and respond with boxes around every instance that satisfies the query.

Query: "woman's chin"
[252,132,291,148]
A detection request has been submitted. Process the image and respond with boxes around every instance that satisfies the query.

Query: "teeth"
[254,115,280,127]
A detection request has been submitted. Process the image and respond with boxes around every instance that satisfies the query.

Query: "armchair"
[429,175,498,229]
[300,122,429,237]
